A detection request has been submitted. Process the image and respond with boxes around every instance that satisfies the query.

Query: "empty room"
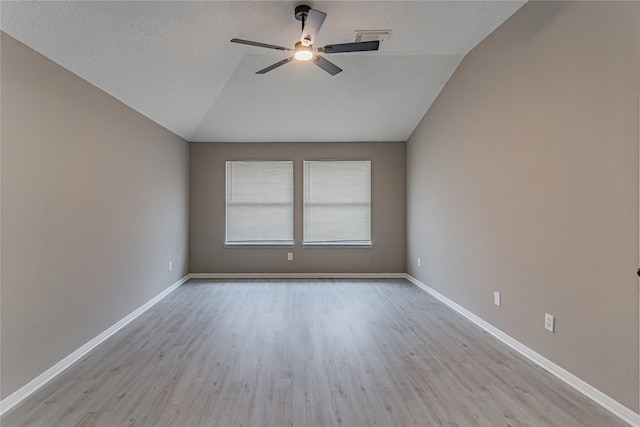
[1,1,639,426]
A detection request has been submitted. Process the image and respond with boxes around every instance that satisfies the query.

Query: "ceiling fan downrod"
[295,5,312,45]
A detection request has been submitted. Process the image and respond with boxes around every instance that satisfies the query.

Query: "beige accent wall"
[1,33,190,399]
[407,1,640,412]
[190,142,405,273]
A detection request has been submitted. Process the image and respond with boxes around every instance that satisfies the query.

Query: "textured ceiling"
[1,1,525,142]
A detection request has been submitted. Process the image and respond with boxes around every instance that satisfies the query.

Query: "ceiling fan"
[230,5,380,76]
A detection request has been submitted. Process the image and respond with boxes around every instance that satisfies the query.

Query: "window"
[303,160,371,245]
[226,161,293,245]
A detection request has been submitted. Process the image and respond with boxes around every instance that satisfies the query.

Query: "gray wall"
[1,33,190,399]
[407,1,639,412]
[190,142,406,273]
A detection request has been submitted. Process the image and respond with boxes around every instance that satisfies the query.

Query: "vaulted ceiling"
[1,1,525,142]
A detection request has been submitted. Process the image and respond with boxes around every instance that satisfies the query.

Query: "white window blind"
[303,160,371,245]
[226,161,293,245]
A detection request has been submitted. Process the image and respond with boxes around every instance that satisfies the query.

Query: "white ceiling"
[1,1,525,142]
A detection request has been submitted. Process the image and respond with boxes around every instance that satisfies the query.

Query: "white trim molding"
[405,274,640,427]
[188,272,406,279]
[0,274,190,417]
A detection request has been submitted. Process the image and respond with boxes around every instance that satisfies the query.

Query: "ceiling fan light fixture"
[294,50,314,61]
[294,42,314,61]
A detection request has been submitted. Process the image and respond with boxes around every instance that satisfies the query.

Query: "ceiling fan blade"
[301,8,326,45]
[319,40,380,54]
[312,55,342,76]
[231,38,291,51]
[256,57,294,74]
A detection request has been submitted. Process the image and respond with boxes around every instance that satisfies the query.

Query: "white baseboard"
[405,274,640,427]
[0,274,189,417]
[188,272,406,279]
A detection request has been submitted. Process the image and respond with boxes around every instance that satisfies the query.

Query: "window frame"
[225,160,294,247]
[302,160,372,247]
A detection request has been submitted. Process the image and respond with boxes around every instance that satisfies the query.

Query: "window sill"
[224,242,295,248]
[302,242,374,248]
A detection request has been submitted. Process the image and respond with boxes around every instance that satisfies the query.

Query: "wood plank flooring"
[1,279,628,426]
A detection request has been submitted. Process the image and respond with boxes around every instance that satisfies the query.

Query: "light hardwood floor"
[2,279,629,426]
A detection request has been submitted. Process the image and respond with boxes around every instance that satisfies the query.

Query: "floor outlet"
[494,291,501,307]
[287,253,293,261]
[545,313,555,332]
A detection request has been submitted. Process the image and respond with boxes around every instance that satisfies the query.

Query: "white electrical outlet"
[545,313,555,332]
[494,291,501,307]
[417,258,421,267]
[168,261,172,272]
[287,253,293,261]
